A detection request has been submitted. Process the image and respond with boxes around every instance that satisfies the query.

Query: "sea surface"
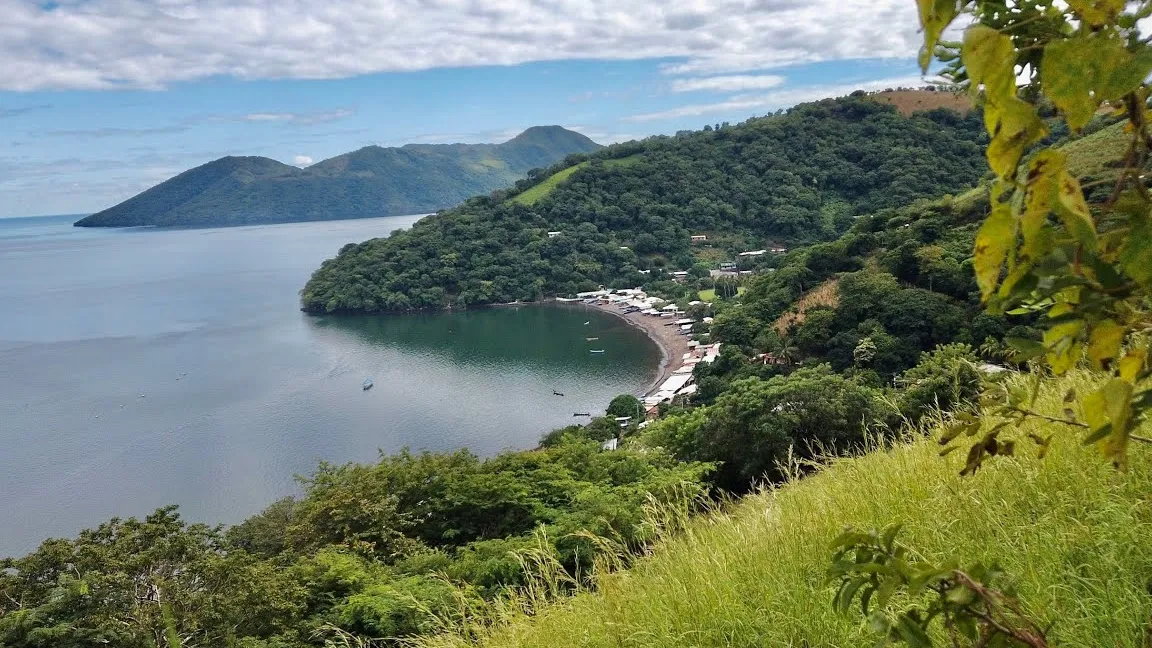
[0,215,659,556]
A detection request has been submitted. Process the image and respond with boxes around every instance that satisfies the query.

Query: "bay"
[0,215,659,556]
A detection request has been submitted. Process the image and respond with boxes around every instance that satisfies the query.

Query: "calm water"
[0,215,658,556]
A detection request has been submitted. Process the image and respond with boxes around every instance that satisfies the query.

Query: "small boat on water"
[573,412,591,417]
[589,349,605,354]
[586,337,599,341]
[553,390,565,396]
[362,378,374,391]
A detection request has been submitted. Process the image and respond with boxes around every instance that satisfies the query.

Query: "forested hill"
[73,126,601,228]
[300,95,988,313]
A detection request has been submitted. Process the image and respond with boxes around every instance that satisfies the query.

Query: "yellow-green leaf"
[986,98,1046,178]
[1042,36,1100,131]
[1043,303,1084,374]
[917,0,965,72]
[1087,320,1124,368]
[1021,151,1062,259]
[1118,349,1148,383]
[1041,34,1147,132]
[1101,378,1134,469]
[963,25,1017,104]
[1082,385,1108,432]
[974,202,1015,299]
[1054,168,1097,247]
[1101,49,1152,101]
[1067,0,1125,27]
[1119,210,1152,289]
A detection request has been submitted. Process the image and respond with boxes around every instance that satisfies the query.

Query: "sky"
[0,0,937,218]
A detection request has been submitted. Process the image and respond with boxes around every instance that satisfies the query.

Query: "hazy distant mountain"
[74,126,601,228]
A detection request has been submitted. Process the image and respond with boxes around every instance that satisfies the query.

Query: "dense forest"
[300,95,989,313]
[74,126,600,228]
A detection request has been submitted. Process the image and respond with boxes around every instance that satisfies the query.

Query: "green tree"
[606,394,642,419]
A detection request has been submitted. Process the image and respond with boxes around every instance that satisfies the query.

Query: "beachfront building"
[690,234,707,243]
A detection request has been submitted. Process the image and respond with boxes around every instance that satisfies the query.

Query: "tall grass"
[421,370,1152,647]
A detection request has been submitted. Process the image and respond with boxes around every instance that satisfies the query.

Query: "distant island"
[74,126,601,228]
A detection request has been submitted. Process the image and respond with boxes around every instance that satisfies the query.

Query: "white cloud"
[293,155,314,166]
[0,0,925,91]
[242,109,354,125]
[624,75,928,121]
[671,74,786,93]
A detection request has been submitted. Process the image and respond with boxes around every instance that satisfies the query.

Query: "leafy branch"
[829,524,1049,648]
[916,0,1152,472]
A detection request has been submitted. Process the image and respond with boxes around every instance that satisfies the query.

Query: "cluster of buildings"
[640,341,721,420]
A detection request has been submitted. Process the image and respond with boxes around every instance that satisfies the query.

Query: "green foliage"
[642,365,893,491]
[301,96,988,313]
[605,394,642,419]
[75,127,600,228]
[0,432,708,647]
[923,0,1152,473]
[830,525,1048,647]
[897,344,984,424]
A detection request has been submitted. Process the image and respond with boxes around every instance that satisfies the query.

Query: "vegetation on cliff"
[300,96,988,313]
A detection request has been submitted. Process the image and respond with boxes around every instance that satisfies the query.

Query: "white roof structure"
[662,304,680,311]
[678,384,698,396]
[675,318,697,325]
[738,249,767,257]
[679,324,693,331]
[577,289,610,298]
[658,374,693,394]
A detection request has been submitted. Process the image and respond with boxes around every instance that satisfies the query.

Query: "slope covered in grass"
[423,370,1152,648]
[509,162,589,206]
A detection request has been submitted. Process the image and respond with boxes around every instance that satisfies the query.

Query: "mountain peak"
[504,125,598,148]
[75,127,599,228]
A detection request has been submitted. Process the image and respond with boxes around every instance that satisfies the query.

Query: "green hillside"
[421,371,1152,648]
[301,95,989,313]
[73,126,600,228]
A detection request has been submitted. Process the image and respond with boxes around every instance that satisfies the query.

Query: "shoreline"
[578,301,690,398]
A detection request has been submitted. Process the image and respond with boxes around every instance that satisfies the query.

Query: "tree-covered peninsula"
[300,94,988,313]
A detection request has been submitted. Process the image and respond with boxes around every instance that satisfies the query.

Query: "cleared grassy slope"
[423,370,1152,648]
[509,155,645,206]
[510,162,590,206]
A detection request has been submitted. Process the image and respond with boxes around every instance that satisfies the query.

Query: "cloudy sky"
[0,0,933,218]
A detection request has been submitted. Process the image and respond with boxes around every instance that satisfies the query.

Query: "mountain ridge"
[74,126,600,228]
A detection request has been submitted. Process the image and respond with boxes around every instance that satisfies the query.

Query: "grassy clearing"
[422,370,1152,648]
[604,154,643,169]
[698,286,745,301]
[509,156,642,207]
[509,162,589,206]
[773,278,840,334]
[870,89,973,116]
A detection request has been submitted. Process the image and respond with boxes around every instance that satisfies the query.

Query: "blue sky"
[1,0,932,218]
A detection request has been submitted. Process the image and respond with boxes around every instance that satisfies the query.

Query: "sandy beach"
[582,302,691,397]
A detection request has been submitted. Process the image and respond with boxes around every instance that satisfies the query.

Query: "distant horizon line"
[0,213,91,220]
